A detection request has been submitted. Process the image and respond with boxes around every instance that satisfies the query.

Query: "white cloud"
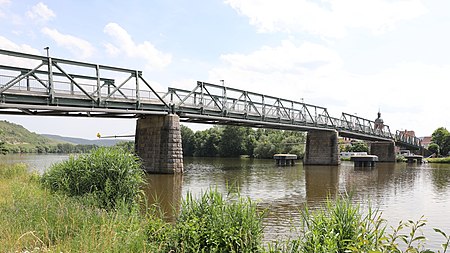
[0,0,11,18]
[103,22,172,70]
[41,27,95,59]
[208,40,343,99]
[104,43,120,57]
[0,36,40,54]
[206,40,449,136]
[26,2,55,23]
[0,36,42,68]
[225,0,427,38]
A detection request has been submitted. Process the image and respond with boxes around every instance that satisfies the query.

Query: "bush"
[41,147,145,209]
[170,189,265,253]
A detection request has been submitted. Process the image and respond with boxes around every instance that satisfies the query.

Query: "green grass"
[426,157,450,163]
[0,163,166,252]
[1,160,265,252]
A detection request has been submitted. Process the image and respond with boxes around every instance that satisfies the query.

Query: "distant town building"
[402,130,416,137]
[420,136,432,148]
[374,112,384,131]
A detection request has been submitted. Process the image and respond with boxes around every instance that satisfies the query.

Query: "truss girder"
[0,49,169,112]
[0,49,422,148]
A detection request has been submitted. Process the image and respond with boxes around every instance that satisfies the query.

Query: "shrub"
[170,189,265,253]
[41,147,145,209]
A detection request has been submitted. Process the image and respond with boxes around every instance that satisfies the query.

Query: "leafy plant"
[40,147,145,209]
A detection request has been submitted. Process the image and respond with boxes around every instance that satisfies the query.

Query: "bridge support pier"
[304,130,340,165]
[369,141,395,162]
[135,114,183,174]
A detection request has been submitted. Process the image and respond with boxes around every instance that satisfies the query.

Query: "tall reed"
[168,189,265,253]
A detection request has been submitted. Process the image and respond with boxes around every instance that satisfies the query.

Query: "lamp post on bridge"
[44,46,54,104]
[220,79,227,114]
[44,47,49,57]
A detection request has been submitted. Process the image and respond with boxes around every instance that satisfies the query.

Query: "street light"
[44,47,49,57]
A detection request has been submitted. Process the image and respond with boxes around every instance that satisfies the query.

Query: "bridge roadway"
[0,49,421,149]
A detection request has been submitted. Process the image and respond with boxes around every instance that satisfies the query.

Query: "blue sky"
[0,0,449,139]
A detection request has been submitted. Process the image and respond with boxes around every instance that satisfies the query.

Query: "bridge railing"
[338,113,393,139]
[0,49,169,110]
[166,81,336,128]
[395,130,422,147]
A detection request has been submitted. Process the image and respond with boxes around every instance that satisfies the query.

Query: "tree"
[345,141,369,152]
[0,129,6,154]
[243,128,257,158]
[0,140,7,154]
[431,127,450,156]
[181,125,195,156]
[192,127,222,157]
[254,135,277,158]
[219,126,246,157]
[428,143,439,156]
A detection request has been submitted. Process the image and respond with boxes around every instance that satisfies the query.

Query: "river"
[2,154,450,248]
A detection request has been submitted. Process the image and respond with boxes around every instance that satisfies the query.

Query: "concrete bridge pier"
[135,114,183,174]
[369,141,395,162]
[304,130,340,165]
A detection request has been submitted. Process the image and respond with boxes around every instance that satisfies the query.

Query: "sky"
[0,0,449,139]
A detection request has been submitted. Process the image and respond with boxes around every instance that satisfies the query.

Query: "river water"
[2,154,450,248]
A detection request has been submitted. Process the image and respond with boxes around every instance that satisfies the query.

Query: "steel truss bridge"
[0,49,421,149]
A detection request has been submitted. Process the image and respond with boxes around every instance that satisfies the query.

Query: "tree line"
[0,142,99,154]
[181,125,306,158]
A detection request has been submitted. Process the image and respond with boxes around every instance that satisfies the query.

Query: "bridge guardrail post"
[135,71,141,109]
[46,57,55,104]
[96,65,101,106]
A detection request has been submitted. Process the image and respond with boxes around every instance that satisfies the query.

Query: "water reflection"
[304,165,338,203]
[144,174,182,222]
[430,164,450,193]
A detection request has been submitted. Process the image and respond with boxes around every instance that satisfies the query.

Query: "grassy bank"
[1,148,450,252]
[0,157,263,252]
[427,157,450,163]
[0,163,159,252]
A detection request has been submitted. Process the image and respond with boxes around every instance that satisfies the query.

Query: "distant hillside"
[42,134,125,147]
[0,120,133,154]
[0,120,62,147]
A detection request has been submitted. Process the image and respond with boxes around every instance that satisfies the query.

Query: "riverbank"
[427,157,450,163]
[2,160,450,252]
[0,163,157,252]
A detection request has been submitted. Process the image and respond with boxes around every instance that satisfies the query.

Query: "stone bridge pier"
[304,130,340,165]
[135,114,183,174]
[369,141,396,162]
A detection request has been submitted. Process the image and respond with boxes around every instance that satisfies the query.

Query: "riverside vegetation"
[1,147,450,252]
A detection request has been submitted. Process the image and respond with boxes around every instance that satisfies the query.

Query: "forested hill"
[42,134,121,147]
[0,120,121,154]
[0,120,61,148]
